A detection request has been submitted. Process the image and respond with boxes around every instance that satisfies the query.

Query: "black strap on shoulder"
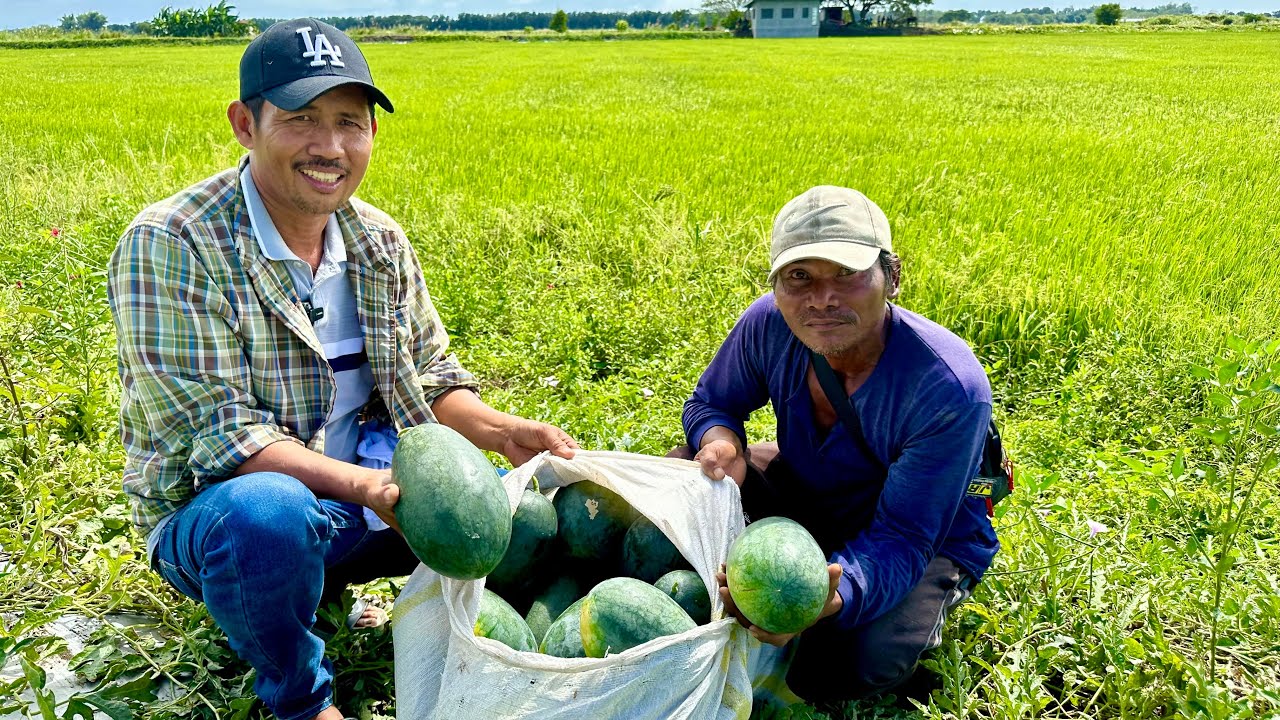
[810,348,1013,514]
[810,350,886,473]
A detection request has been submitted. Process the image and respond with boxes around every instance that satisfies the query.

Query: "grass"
[1,33,1279,719]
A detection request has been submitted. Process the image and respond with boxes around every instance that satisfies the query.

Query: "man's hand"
[361,469,402,533]
[431,388,579,468]
[717,562,843,647]
[499,418,579,467]
[695,438,748,487]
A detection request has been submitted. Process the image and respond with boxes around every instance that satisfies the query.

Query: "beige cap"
[767,185,892,285]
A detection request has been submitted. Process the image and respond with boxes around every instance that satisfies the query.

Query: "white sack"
[392,450,798,719]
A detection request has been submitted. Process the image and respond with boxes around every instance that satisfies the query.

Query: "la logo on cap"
[296,26,344,68]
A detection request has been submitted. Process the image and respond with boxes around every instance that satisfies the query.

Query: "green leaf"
[96,673,157,704]
[17,304,57,318]
[1207,392,1232,409]
[78,694,134,720]
[61,699,95,720]
[1119,456,1149,473]
[1261,452,1279,475]
[1190,365,1214,381]
[1207,429,1230,446]
[19,654,46,691]
[1217,361,1241,386]
[1225,335,1246,353]
[1215,551,1237,574]
[1248,375,1273,393]
[1172,451,1186,479]
[20,656,56,720]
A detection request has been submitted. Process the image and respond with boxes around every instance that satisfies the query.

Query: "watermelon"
[654,570,712,625]
[486,489,558,595]
[524,575,585,644]
[553,480,636,562]
[622,515,690,582]
[474,589,537,652]
[725,517,828,635]
[579,577,697,658]
[392,424,512,580]
[540,597,588,658]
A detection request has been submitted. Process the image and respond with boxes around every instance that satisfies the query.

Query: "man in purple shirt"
[675,186,999,702]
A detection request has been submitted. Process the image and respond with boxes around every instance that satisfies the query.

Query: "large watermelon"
[725,517,828,635]
[654,570,712,625]
[553,480,636,562]
[540,597,588,658]
[486,489,558,595]
[621,515,690,583]
[524,575,585,644]
[392,424,512,580]
[474,589,537,652]
[579,577,696,658]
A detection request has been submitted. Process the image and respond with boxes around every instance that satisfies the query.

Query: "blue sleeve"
[830,399,991,629]
[681,302,772,450]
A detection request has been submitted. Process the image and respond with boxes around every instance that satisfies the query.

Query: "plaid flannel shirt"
[108,158,478,530]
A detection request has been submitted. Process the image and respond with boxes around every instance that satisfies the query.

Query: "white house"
[745,0,821,38]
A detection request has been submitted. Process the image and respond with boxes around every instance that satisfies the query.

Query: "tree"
[550,9,568,32]
[700,0,744,11]
[1094,3,1122,24]
[60,11,109,31]
[938,8,973,22]
[672,9,689,26]
[78,11,108,30]
[825,0,932,25]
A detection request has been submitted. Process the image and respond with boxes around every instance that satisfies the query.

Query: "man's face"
[773,258,897,357]
[235,84,376,219]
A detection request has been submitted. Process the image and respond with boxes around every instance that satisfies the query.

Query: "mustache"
[798,310,858,324]
[294,159,349,174]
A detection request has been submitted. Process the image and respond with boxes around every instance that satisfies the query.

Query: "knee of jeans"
[214,473,329,548]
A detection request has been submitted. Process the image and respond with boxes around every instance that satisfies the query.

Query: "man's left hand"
[499,418,579,467]
[362,468,402,533]
[717,562,844,647]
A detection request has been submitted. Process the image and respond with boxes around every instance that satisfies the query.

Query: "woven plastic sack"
[392,450,800,719]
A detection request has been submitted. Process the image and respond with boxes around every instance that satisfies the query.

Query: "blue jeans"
[151,472,418,720]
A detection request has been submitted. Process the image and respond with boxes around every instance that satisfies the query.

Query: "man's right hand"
[694,438,748,487]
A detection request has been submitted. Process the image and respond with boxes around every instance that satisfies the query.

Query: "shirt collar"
[240,164,346,265]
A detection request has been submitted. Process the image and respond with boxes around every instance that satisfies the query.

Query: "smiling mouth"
[297,166,346,190]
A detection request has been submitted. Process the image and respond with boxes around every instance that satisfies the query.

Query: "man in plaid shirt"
[107,19,577,720]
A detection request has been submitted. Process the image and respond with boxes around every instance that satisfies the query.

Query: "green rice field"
[1,32,1278,719]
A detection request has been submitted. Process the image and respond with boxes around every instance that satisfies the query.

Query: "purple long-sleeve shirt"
[684,294,999,630]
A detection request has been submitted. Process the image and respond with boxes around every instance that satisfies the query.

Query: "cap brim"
[262,76,394,113]
[767,241,881,284]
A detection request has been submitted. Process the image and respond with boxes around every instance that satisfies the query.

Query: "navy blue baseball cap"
[240,18,393,113]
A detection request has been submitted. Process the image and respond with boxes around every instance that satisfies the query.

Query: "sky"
[4,0,1274,30]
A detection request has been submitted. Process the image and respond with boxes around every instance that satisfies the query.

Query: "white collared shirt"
[240,165,374,465]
